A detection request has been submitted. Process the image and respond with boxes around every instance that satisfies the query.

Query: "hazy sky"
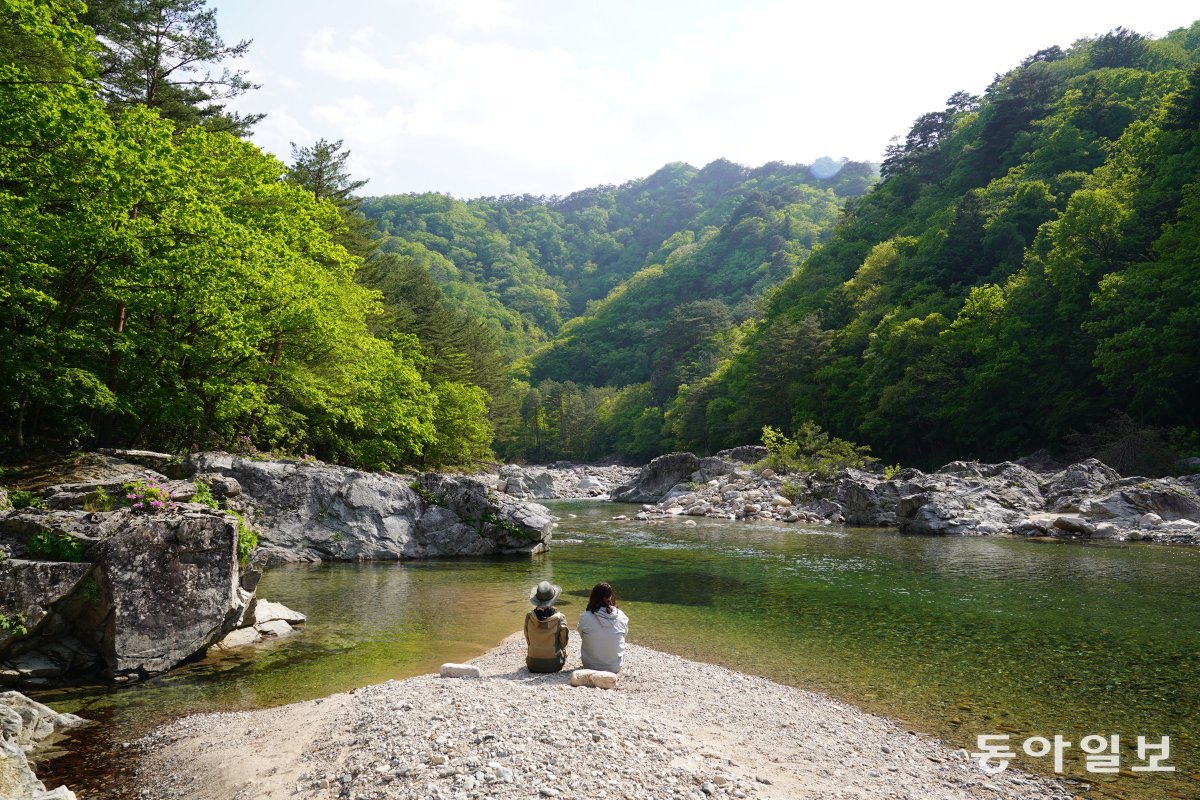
[212,1,1196,198]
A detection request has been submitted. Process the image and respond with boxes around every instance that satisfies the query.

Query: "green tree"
[82,0,262,133]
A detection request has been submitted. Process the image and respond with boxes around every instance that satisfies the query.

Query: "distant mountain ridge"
[361,158,876,361]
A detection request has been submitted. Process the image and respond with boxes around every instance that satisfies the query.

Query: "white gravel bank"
[136,635,1072,800]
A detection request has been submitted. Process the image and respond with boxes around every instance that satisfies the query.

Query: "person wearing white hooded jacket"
[576,582,629,673]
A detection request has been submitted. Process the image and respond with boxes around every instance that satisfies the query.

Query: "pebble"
[137,637,1076,800]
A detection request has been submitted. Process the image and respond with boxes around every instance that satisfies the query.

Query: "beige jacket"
[524,609,568,673]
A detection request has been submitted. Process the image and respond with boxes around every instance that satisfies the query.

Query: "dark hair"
[586,582,617,614]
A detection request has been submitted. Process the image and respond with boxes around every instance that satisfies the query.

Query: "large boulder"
[826,469,927,526]
[0,506,250,685]
[1073,476,1200,524]
[498,467,556,499]
[612,453,703,503]
[184,453,552,563]
[896,462,1046,536]
[0,691,84,800]
[1044,459,1123,511]
[715,445,768,464]
[89,508,247,677]
[415,474,554,555]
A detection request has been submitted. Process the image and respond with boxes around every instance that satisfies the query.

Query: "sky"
[211,1,1197,199]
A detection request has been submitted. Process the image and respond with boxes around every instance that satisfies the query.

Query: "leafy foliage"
[83,486,114,512]
[6,490,45,510]
[27,529,85,561]
[756,424,872,479]
[123,478,173,512]
[82,0,262,134]
[231,510,256,563]
[0,613,28,638]
[0,2,477,470]
[191,479,219,509]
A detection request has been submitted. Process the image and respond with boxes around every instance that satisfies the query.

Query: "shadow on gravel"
[487,667,574,685]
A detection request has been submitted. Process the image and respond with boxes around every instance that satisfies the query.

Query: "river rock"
[184,453,552,563]
[574,476,607,493]
[716,445,768,464]
[0,691,84,800]
[439,663,481,678]
[255,619,294,638]
[248,599,305,627]
[612,453,702,503]
[498,467,556,499]
[567,668,617,688]
[1052,515,1094,535]
[612,453,737,504]
[210,627,261,650]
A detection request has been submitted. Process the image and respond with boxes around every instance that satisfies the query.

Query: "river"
[32,501,1200,800]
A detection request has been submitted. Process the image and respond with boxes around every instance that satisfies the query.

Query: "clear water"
[32,501,1200,800]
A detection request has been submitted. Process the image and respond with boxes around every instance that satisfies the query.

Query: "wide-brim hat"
[530,580,561,608]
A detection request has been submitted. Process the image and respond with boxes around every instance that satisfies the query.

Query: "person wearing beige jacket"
[524,580,569,673]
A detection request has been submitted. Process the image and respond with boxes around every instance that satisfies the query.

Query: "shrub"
[0,613,28,638]
[83,486,114,512]
[123,478,173,513]
[882,464,903,480]
[755,422,872,479]
[230,511,257,563]
[8,490,46,510]
[779,479,808,502]
[191,480,219,509]
[27,530,85,562]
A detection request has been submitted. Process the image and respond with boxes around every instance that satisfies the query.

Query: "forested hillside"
[370,21,1200,470]
[4,1,1198,475]
[668,24,1200,470]
[361,159,876,461]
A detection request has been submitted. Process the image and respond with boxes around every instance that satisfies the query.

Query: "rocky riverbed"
[605,451,1200,544]
[480,464,641,500]
[135,635,1073,800]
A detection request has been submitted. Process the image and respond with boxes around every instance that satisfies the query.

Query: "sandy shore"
[136,635,1072,800]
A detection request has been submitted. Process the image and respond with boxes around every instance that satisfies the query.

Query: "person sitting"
[576,582,629,673]
[524,580,568,673]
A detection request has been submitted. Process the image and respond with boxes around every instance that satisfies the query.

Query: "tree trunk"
[15,394,28,448]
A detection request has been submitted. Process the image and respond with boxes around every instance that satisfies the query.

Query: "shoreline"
[135,634,1073,800]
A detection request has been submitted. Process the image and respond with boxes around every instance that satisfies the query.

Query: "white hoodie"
[576,606,629,673]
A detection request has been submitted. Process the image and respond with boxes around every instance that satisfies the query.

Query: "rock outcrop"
[0,691,85,800]
[487,464,639,499]
[184,453,553,564]
[619,450,1200,544]
[0,451,560,686]
[0,506,252,686]
[829,459,1200,543]
[611,453,736,504]
[496,466,556,499]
